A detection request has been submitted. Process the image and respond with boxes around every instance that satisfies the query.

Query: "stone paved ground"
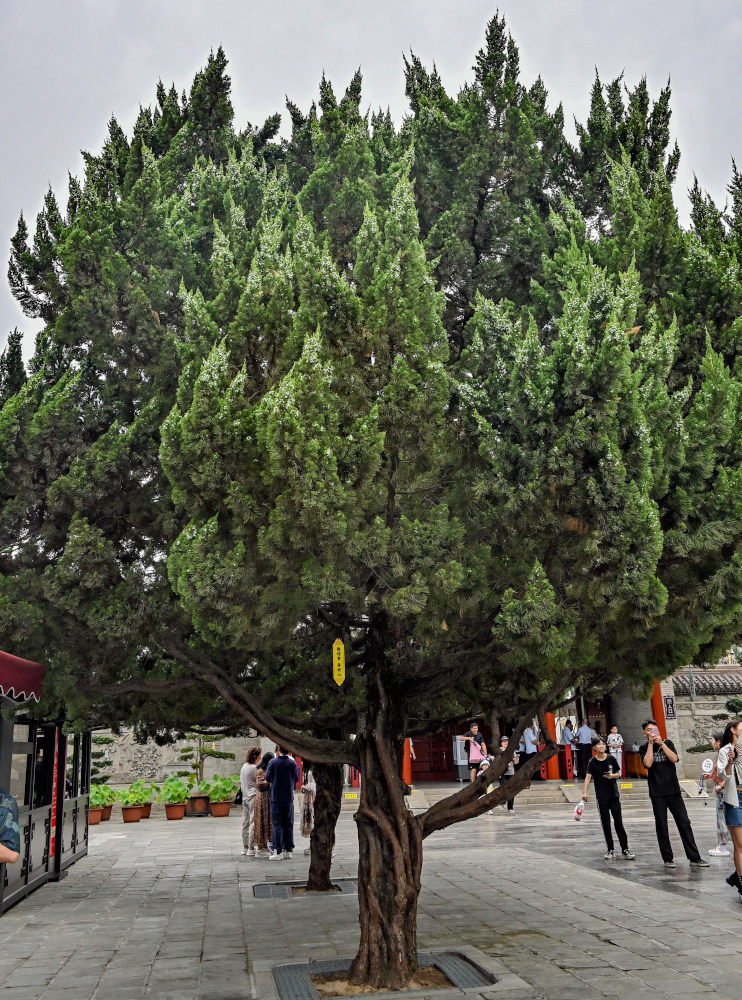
[1,791,741,999]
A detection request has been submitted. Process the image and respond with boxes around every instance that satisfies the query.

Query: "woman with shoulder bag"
[717,719,742,894]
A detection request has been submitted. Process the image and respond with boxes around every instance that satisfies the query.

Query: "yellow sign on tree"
[332,638,346,686]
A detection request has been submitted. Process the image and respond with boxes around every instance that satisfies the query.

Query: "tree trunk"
[349,683,423,989]
[306,762,343,892]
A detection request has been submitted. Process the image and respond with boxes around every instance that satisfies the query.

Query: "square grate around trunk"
[272,951,496,999]
[253,878,358,899]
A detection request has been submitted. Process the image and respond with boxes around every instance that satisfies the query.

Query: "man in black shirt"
[640,719,709,868]
[582,737,635,859]
[460,721,487,782]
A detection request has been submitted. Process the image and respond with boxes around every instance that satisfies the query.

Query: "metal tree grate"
[272,952,496,999]
[253,878,358,899]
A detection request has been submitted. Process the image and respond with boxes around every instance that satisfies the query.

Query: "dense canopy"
[2,15,742,987]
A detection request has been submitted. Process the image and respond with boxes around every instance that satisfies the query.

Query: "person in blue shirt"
[576,719,593,779]
[0,787,21,865]
[265,747,300,861]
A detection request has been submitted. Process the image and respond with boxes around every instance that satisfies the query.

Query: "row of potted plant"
[87,774,241,824]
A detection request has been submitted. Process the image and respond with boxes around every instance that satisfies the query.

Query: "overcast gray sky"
[2,1,741,354]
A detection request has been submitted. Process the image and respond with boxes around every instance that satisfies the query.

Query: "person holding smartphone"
[716,718,742,893]
[640,719,709,869]
[582,737,634,860]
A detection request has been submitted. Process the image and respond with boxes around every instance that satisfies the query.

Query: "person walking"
[716,718,742,895]
[239,746,262,857]
[561,720,576,773]
[265,746,300,860]
[460,722,487,782]
[253,751,273,857]
[582,737,635,860]
[576,719,593,779]
[498,736,517,812]
[640,719,709,868]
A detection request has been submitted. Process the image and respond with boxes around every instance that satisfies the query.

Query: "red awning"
[0,648,44,702]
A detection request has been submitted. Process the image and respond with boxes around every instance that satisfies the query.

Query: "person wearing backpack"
[460,721,487,782]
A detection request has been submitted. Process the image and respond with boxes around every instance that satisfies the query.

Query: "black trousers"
[577,744,592,778]
[499,773,514,810]
[597,797,628,852]
[650,793,701,862]
[270,799,295,854]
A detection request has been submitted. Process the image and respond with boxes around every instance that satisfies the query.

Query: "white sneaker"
[241,847,248,856]
[709,846,731,856]
[268,851,283,861]
[604,850,615,859]
[304,846,312,855]
[283,851,293,860]
[255,849,270,858]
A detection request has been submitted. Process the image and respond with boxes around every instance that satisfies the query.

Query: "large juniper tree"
[3,16,742,990]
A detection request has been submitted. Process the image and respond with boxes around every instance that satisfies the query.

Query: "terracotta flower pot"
[165,803,186,820]
[88,806,104,825]
[140,802,152,819]
[102,805,113,821]
[209,800,231,817]
[121,805,143,823]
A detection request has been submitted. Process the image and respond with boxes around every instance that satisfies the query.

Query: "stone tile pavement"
[1,793,741,999]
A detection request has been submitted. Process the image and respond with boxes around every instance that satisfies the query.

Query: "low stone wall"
[92,729,270,785]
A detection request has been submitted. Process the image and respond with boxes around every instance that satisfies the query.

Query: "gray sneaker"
[690,858,710,867]
[664,860,675,868]
[622,849,635,860]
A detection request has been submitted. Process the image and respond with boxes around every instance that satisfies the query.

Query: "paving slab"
[1,796,741,998]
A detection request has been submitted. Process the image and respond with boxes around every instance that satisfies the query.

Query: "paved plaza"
[1,790,741,999]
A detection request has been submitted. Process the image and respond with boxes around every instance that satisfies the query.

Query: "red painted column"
[650,681,668,740]
[402,739,413,785]
[544,712,560,779]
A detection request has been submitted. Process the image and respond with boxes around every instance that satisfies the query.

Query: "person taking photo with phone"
[640,719,709,869]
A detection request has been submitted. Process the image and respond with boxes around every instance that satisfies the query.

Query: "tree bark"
[349,678,423,990]
[306,762,343,892]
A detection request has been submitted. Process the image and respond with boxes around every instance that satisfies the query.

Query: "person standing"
[640,719,709,868]
[576,719,593,779]
[498,736,518,812]
[265,746,300,860]
[460,722,487,782]
[239,746,261,857]
[606,725,624,777]
[519,722,539,768]
[716,718,742,894]
[702,731,731,857]
[254,751,273,857]
[582,737,635,860]
[0,785,21,865]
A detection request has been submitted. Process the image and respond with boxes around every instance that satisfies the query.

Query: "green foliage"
[157,776,191,804]
[201,773,239,802]
[726,697,742,715]
[177,731,235,782]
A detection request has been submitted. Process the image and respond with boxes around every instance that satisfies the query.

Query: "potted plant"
[204,774,239,817]
[99,784,117,820]
[129,779,158,818]
[88,784,106,825]
[157,776,191,820]
[117,784,147,823]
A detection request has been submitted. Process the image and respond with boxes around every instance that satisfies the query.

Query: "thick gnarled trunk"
[349,683,423,989]
[306,762,343,892]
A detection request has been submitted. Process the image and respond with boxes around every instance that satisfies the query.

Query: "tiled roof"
[673,671,742,696]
